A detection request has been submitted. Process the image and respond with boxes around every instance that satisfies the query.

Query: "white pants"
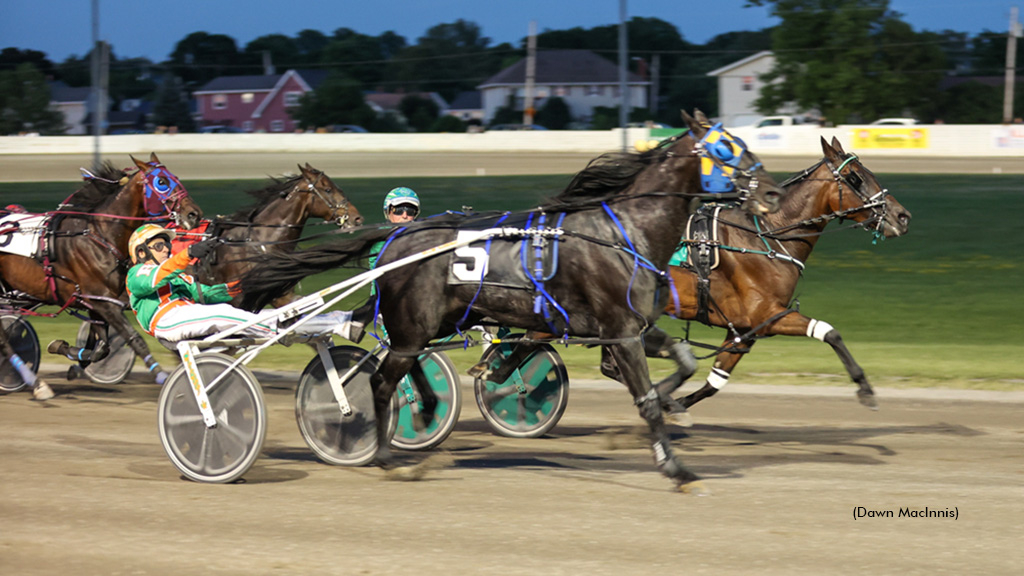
[152,303,355,343]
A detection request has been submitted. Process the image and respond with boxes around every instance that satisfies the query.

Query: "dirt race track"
[1,364,1022,576]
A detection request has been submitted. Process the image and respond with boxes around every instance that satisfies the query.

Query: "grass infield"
[4,171,1022,391]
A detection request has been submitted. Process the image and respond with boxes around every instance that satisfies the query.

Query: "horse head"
[130,152,203,229]
[821,137,911,238]
[297,163,363,228]
[680,109,783,215]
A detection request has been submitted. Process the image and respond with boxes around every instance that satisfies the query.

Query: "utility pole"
[618,0,629,151]
[1004,6,1020,124]
[523,21,537,126]
[91,0,101,166]
[650,53,660,116]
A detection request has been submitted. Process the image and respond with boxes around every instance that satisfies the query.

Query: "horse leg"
[46,320,110,363]
[803,318,876,409]
[645,325,698,398]
[92,302,169,384]
[1,328,53,399]
[680,340,753,411]
[407,359,437,430]
[371,351,419,468]
[605,340,704,492]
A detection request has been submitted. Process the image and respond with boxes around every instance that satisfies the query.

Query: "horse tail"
[238,228,392,310]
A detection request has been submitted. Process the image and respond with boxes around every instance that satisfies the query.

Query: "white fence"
[3,124,1024,157]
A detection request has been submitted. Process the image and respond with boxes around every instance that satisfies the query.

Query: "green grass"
[5,172,1023,390]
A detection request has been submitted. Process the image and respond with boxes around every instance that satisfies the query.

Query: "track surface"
[1,365,1021,576]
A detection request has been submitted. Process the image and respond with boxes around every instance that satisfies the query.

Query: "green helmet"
[383,187,420,217]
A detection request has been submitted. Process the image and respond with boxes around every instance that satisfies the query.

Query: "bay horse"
[0,153,203,387]
[241,110,784,491]
[172,163,363,310]
[665,136,911,416]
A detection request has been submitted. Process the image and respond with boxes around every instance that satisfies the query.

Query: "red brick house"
[193,69,328,133]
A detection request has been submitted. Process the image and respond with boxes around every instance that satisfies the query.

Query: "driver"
[125,224,365,343]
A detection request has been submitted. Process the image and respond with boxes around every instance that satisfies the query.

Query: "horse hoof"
[668,410,694,428]
[677,480,712,496]
[383,452,454,482]
[465,363,488,379]
[857,391,879,410]
[155,371,169,386]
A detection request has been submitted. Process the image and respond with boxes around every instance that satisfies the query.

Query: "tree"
[399,94,439,132]
[320,29,399,88]
[244,34,300,71]
[290,72,375,130]
[151,74,196,133]
[169,32,243,89]
[536,97,572,129]
[432,114,467,132]
[0,63,65,135]
[387,20,509,101]
[749,0,947,124]
[295,29,331,63]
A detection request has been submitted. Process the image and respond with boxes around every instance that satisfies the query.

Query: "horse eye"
[847,172,862,188]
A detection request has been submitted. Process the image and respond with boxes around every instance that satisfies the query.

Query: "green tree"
[291,72,375,130]
[0,63,65,135]
[295,29,330,64]
[536,97,572,129]
[387,20,509,101]
[320,29,400,88]
[432,114,467,132]
[169,32,243,89]
[244,34,300,71]
[151,74,196,133]
[399,94,439,132]
[750,0,947,124]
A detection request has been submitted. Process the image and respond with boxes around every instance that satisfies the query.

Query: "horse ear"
[298,163,313,180]
[150,152,160,165]
[680,110,704,137]
[693,109,710,125]
[820,136,840,162]
[131,155,149,172]
[830,136,846,154]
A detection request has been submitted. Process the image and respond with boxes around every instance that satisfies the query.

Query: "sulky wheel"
[295,345,393,467]
[390,350,462,451]
[157,353,266,483]
[1,315,41,393]
[473,339,569,438]
[75,320,136,385]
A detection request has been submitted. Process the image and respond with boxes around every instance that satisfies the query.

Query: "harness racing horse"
[179,164,363,309]
[0,154,203,388]
[241,110,784,491]
[666,137,911,416]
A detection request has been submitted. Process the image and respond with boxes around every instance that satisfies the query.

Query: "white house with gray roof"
[477,49,649,125]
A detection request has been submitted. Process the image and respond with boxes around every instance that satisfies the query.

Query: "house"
[48,81,95,135]
[446,91,484,124]
[193,69,329,133]
[476,49,650,125]
[706,50,789,127]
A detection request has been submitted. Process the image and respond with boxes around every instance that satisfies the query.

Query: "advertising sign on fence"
[851,128,930,149]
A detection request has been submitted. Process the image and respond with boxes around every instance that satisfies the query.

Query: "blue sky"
[1,0,1017,62]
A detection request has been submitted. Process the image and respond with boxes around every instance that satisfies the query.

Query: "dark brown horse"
[0,153,203,387]
[241,110,784,491]
[182,164,363,309]
[666,137,911,416]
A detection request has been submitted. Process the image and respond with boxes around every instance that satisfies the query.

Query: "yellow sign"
[851,127,930,149]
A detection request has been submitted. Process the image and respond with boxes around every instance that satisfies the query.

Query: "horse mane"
[226,174,304,222]
[59,161,129,213]
[543,138,679,211]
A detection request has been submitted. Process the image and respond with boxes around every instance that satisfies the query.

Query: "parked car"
[199,125,246,133]
[487,123,548,131]
[870,118,919,126]
[327,124,368,133]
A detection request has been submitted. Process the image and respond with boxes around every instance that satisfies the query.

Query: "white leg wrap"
[806,319,834,342]
[707,367,730,390]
